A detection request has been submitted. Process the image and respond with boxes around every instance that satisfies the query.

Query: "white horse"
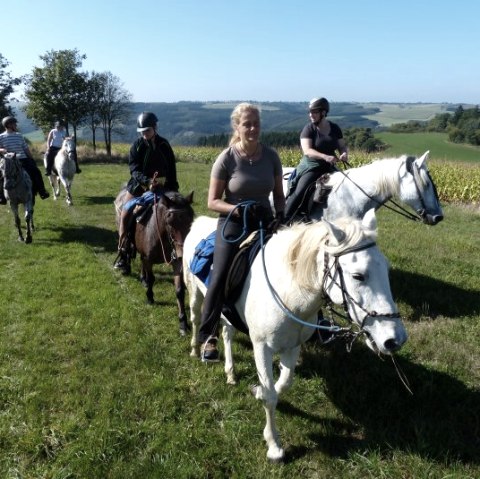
[284,151,443,225]
[0,152,34,243]
[45,137,77,205]
[184,210,407,461]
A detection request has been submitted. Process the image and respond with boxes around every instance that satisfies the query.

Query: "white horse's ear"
[416,150,429,168]
[323,219,346,245]
[362,208,377,232]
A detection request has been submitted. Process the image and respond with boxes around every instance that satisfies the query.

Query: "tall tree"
[0,53,21,129]
[96,72,132,157]
[84,72,106,152]
[23,49,90,136]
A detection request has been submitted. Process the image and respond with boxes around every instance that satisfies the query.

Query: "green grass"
[377,132,480,163]
[0,160,478,478]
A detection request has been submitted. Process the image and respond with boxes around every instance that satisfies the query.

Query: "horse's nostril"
[384,338,400,352]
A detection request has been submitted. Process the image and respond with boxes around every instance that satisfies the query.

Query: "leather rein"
[335,158,437,222]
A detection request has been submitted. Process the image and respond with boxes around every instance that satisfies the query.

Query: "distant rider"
[0,116,50,201]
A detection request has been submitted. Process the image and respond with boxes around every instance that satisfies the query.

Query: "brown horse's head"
[159,191,195,259]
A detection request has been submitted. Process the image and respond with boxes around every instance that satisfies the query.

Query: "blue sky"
[6,0,479,104]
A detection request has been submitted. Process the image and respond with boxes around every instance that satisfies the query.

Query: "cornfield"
[33,143,479,206]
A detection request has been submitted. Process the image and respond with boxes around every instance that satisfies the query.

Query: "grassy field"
[0,159,479,478]
[377,132,480,163]
[361,103,452,127]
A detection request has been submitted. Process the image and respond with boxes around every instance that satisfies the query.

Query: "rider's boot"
[114,216,132,274]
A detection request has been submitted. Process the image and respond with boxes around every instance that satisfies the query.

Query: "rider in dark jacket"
[114,112,179,273]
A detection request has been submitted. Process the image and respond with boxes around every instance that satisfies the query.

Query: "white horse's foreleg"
[24,208,33,244]
[66,184,72,205]
[222,319,236,385]
[275,346,300,395]
[251,343,284,462]
[186,276,203,358]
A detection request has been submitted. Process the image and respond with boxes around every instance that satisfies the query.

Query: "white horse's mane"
[327,156,410,197]
[283,218,377,291]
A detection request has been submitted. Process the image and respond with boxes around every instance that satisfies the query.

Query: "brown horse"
[114,188,195,335]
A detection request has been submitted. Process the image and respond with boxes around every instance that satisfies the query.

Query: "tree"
[0,53,21,129]
[95,72,132,157]
[84,72,105,152]
[23,49,90,137]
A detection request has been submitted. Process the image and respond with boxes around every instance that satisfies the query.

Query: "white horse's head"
[62,137,76,158]
[323,209,407,354]
[397,151,444,225]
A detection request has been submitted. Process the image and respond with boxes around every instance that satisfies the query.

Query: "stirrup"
[201,336,220,363]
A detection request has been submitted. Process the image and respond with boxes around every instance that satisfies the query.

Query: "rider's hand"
[267,212,285,234]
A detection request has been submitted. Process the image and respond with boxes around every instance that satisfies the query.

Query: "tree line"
[198,127,387,153]
[0,50,132,156]
[389,105,480,146]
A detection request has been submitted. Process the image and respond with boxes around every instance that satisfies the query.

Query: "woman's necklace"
[238,143,259,166]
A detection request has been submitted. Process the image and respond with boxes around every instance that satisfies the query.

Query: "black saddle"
[291,173,333,222]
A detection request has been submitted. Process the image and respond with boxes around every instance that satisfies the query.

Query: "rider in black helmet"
[114,111,179,274]
[284,97,348,223]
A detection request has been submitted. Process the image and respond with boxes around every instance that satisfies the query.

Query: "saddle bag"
[190,231,216,286]
[312,173,333,206]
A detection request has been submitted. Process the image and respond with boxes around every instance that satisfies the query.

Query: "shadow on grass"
[82,195,117,206]
[51,225,118,253]
[291,345,479,465]
[391,269,480,319]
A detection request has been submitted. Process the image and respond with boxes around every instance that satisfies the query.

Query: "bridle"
[152,193,189,265]
[259,227,400,351]
[321,241,401,350]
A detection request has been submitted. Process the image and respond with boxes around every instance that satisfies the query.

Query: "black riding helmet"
[308,97,330,114]
[2,116,17,128]
[137,112,158,132]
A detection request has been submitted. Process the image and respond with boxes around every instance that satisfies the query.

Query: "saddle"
[291,173,333,222]
[190,230,270,335]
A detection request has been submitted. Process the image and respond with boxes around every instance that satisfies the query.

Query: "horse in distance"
[45,137,77,205]
[0,152,34,243]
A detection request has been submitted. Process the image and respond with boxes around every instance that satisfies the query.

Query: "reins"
[335,161,424,222]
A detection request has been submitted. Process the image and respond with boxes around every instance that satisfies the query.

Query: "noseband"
[405,157,440,220]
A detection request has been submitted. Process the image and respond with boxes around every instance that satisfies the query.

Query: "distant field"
[377,132,480,163]
[361,103,454,126]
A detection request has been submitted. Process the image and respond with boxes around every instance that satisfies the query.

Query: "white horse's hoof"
[190,347,199,358]
[267,446,285,463]
[226,374,237,385]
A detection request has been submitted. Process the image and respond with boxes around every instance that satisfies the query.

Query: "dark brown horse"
[115,189,194,335]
